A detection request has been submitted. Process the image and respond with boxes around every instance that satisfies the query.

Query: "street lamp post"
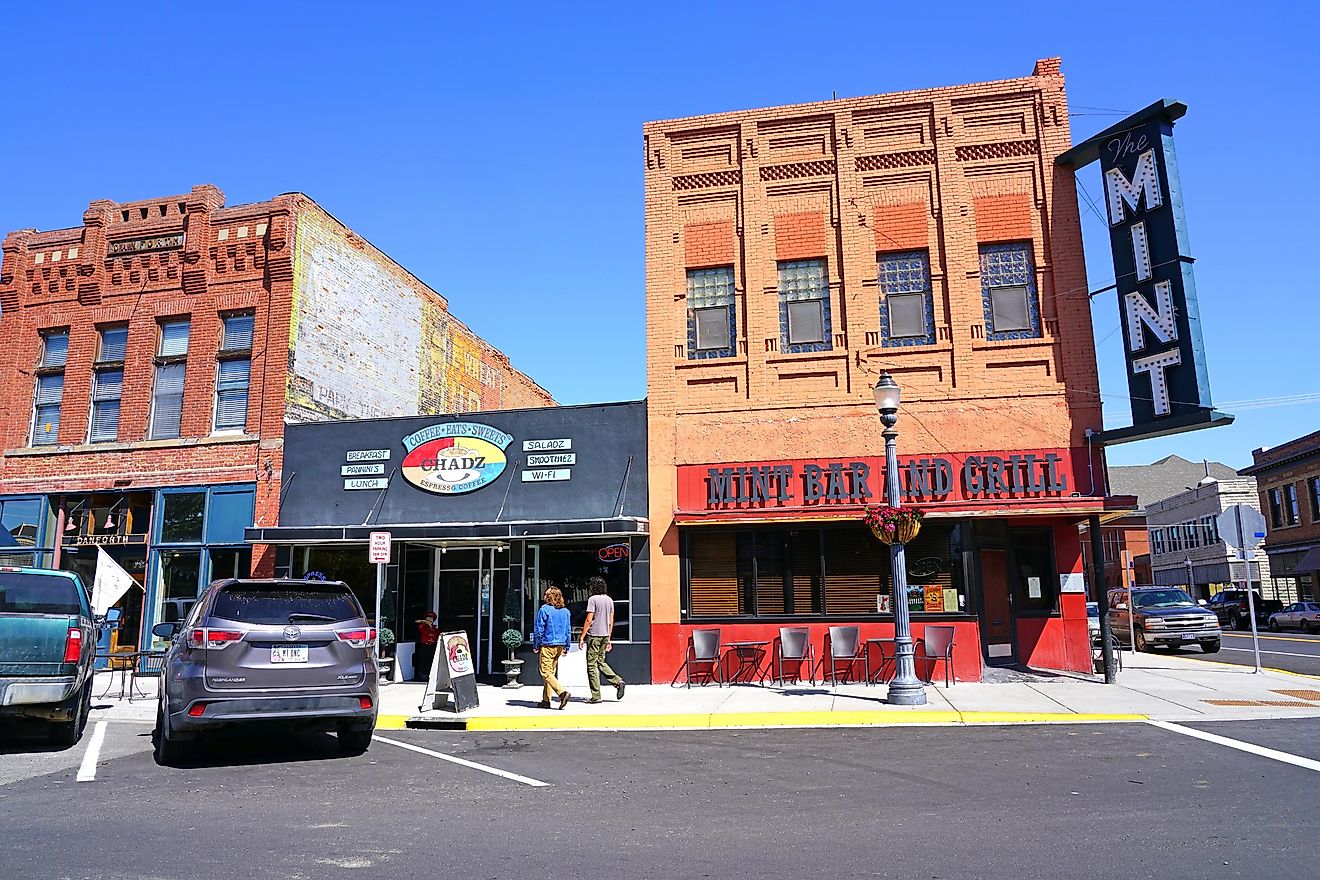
[873,372,928,706]
[1185,557,1195,600]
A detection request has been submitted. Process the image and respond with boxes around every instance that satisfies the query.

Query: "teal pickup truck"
[0,567,96,745]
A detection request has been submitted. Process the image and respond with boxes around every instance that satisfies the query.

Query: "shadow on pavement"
[0,726,74,754]
[155,728,357,770]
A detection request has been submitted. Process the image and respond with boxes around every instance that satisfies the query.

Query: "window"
[1010,528,1057,613]
[1284,484,1300,526]
[150,319,189,440]
[31,330,68,446]
[88,326,127,443]
[684,523,967,618]
[979,242,1041,340]
[159,491,205,543]
[878,250,934,346]
[1268,488,1284,529]
[214,313,253,432]
[686,267,736,359]
[1311,477,1320,522]
[777,259,832,353]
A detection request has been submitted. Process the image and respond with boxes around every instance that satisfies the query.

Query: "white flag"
[92,546,137,616]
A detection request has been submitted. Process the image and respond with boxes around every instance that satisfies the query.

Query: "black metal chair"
[772,626,815,686]
[129,651,166,702]
[824,626,864,685]
[684,628,725,688]
[915,625,956,687]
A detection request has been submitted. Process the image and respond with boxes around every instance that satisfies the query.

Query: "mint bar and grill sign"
[1057,100,1230,443]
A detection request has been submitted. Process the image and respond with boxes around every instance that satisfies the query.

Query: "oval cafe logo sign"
[400,422,513,495]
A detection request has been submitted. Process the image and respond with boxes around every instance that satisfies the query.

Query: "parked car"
[1108,586,1221,653]
[1268,601,1320,634]
[0,566,96,745]
[1206,589,1284,631]
[152,578,378,765]
[1086,602,1101,645]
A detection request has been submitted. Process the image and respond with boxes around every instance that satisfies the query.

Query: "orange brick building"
[0,184,550,651]
[645,59,1125,682]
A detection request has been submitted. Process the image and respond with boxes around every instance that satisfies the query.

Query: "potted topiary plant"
[500,628,525,688]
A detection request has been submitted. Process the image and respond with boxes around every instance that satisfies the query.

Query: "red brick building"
[1243,431,1320,601]
[645,59,1130,682]
[0,184,551,650]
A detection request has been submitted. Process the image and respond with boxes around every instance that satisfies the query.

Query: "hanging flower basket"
[862,505,924,545]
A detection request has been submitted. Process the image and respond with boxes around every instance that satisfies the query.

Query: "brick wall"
[643,59,1102,627]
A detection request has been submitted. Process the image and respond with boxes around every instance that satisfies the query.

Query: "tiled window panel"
[686,267,736,359]
[878,251,935,346]
[777,259,832,353]
[979,242,1042,340]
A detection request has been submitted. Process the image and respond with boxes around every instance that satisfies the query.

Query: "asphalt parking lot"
[1177,630,1320,676]
[0,718,1316,879]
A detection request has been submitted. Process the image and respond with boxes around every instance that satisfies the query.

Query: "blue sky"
[1,3,1315,469]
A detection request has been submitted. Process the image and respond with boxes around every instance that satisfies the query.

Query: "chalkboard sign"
[423,630,480,713]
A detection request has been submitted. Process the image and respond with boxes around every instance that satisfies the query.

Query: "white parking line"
[76,721,108,783]
[371,734,549,787]
[1220,646,1320,659]
[1147,720,1320,774]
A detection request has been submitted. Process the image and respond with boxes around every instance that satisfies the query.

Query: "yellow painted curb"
[455,709,1146,731]
[375,715,411,730]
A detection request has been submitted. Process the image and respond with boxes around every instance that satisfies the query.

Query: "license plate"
[1180,633,1197,640]
[271,645,308,663]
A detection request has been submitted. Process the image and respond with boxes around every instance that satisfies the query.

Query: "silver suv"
[152,578,378,764]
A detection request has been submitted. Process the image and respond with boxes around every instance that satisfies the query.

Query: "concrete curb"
[386,710,1148,732]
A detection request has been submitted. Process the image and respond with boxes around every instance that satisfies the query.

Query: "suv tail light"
[62,626,83,663]
[335,627,377,649]
[186,628,245,650]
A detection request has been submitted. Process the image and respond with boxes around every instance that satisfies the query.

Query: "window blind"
[221,314,255,350]
[151,363,186,439]
[41,332,69,368]
[98,327,128,362]
[214,358,250,430]
[159,320,190,356]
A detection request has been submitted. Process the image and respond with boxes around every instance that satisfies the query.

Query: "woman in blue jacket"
[532,586,572,709]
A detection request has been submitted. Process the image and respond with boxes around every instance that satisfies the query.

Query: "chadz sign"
[679,449,1086,512]
[1058,100,1219,436]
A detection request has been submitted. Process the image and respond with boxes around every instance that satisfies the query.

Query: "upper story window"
[1268,487,1284,529]
[686,266,736,359]
[89,326,127,443]
[150,319,190,440]
[979,242,1042,340]
[1310,477,1320,521]
[214,313,253,433]
[31,329,68,446]
[1284,483,1301,526]
[878,251,934,346]
[778,259,831,353]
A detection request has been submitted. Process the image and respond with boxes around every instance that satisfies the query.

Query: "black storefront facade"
[245,401,650,683]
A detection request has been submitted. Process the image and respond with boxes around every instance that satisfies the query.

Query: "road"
[1173,629,1320,676]
[1,718,1318,879]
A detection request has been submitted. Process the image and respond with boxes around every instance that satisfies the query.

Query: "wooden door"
[979,549,1016,662]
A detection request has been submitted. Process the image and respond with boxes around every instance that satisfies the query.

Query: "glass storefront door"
[432,547,512,676]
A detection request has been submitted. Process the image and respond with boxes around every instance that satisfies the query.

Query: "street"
[1174,630,1320,677]
[1,719,1317,879]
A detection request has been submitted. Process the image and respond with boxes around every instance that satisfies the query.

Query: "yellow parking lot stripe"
[1223,632,1320,644]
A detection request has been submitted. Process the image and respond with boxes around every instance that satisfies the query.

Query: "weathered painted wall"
[286,202,552,423]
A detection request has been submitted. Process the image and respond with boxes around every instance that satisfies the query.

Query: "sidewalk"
[88,650,1320,732]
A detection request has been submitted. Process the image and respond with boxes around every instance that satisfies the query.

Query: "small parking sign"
[368,531,392,564]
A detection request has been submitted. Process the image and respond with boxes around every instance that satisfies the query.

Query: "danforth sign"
[1057,99,1231,444]
[400,422,513,495]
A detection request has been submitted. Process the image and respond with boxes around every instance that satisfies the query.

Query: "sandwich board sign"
[422,630,480,713]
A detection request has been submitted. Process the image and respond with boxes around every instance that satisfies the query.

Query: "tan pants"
[539,645,566,704]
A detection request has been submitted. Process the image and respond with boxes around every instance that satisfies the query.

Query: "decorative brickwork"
[855,150,936,171]
[956,140,1040,162]
[758,160,836,182]
[672,170,742,191]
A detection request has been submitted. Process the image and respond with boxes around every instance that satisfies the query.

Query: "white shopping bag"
[557,642,588,688]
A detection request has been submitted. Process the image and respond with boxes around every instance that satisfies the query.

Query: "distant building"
[0,184,551,651]
[1241,430,1320,601]
[1082,455,1239,594]
[1145,477,1273,601]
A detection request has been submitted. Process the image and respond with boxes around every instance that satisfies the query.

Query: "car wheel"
[1303,620,1316,635]
[48,681,90,748]
[1201,640,1221,654]
[1134,629,1148,652]
[154,700,191,766]
[1268,619,1280,632]
[337,724,373,755]
[1234,615,1248,632]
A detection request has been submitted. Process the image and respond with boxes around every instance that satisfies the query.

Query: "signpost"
[1216,505,1268,674]
[368,531,391,671]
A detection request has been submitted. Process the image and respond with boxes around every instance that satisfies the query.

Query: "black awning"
[1294,546,1320,573]
[246,517,648,545]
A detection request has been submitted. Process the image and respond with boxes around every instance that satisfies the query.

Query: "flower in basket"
[862,505,925,544]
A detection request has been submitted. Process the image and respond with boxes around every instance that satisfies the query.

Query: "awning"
[673,495,1137,526]
[1295,546,1320,573]
[246,516,648,545]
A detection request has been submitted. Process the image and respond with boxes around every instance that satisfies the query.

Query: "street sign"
[368,531,392,564]
[1216,505,1266,550]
